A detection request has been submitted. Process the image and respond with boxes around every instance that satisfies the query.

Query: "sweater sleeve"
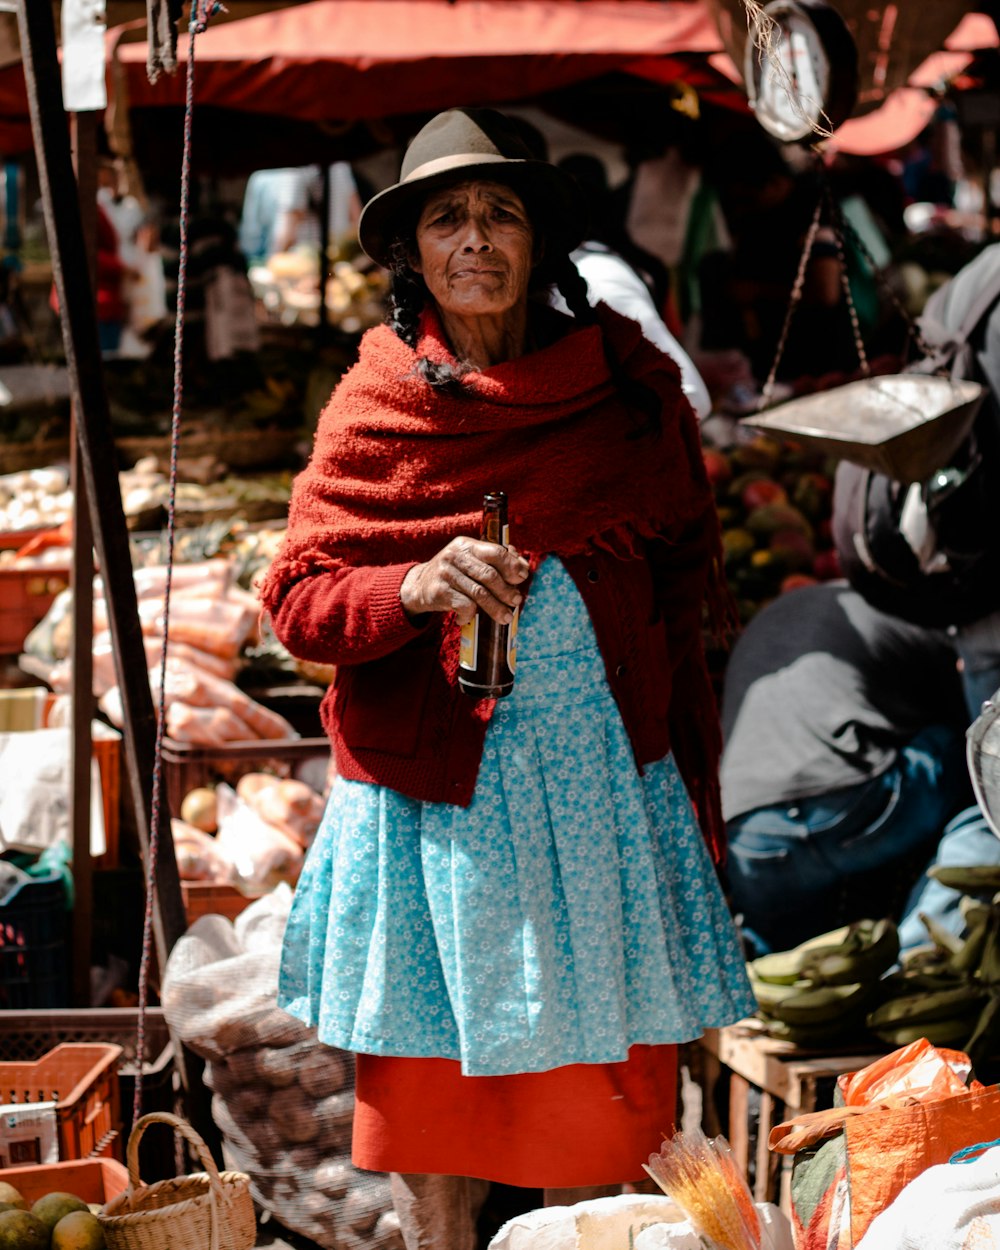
[266,560,430,666]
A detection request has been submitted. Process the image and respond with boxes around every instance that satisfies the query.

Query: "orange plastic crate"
[0,1043,123,1161]
[0,1156,129,1206]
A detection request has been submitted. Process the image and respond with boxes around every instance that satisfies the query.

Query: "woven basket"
[100,1111,256,1250]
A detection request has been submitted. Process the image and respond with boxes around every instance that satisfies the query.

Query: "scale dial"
[745,0,858,144]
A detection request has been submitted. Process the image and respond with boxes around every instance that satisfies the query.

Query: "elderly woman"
[260,108,754,1250]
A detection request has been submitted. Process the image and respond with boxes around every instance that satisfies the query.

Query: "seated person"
[720,581,971,955]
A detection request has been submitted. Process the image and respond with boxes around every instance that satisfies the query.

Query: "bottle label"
[502,523,510,547]
[507,604,519,674]
[459,614,479,671]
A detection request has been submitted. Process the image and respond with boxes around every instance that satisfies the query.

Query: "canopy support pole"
[17,0,223,1164]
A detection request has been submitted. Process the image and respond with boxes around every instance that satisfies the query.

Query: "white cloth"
[855,1143,1000,1249]
[551,243,711,419]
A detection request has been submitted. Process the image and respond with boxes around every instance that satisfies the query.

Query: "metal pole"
[69,109,97,1009]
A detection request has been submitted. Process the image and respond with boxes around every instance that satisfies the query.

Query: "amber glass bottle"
[458,491,518,699]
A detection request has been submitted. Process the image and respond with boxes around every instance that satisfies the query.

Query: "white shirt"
[551,242,712,419]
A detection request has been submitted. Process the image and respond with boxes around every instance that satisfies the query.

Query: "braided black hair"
[387,239,662,436]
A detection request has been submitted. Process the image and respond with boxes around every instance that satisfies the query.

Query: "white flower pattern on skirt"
[278,557,755,1076]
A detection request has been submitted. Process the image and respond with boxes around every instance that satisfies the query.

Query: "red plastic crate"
[0,1043,122,1161]
[0,564,70,654]
[0,1156,129,1207]
[179,881,254,926]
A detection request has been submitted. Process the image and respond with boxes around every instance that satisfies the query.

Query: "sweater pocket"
[336,646,436,758]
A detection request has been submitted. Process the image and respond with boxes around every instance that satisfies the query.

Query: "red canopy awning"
[115,0,723,121]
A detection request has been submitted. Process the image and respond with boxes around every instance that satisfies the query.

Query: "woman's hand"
[400,538,529,625]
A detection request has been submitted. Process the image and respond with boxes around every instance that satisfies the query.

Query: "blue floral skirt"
[279,558,754,1077]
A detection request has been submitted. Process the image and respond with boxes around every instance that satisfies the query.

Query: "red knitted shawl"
[260,304,713,590]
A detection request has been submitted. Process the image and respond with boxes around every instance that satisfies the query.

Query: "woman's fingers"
[400,538,528,623]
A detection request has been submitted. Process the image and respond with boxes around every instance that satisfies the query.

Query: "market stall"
[10,1,1000,1248]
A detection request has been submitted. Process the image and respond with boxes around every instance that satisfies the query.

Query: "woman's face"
[412,180,536,322]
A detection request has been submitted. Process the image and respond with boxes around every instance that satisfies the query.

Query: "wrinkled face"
[412,180,536,321]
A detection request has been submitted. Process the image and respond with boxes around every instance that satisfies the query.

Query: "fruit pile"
[702,432,842,624]
[0,1183,104,1250]
[749,873,1000,1064]
[748,918,900,1050]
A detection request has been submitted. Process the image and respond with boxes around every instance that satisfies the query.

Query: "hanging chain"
[757,195,824,411]
[825,183,870,378]
[830,199,934,361]
[133,0,224,1125]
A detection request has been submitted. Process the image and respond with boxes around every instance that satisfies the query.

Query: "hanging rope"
[133,0,224,1124]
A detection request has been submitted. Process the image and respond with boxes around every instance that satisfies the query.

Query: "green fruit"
[765,1013,869,1049]
[866,985,987,1031]
[966,995,1000,1068]
[30,1193,89,1233]
[870,1016,978,1050]
[51,1209,107,1250]
[0,1208,49,1250]
[800,918,900,986]
[0,1186,24,1211]
[772,981,876,1026]
[750,925,853,985]
[927,865,1000,894]
[748,971,812,1017]
[919,912,965,955]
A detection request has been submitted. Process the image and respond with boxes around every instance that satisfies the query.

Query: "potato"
[373,1210,405,1250]
[342,1178,393,1235]
[312,1158,353,1198]
[252,1048,300,1089]
[297,1048,352,1098]
[220,1049,259,1087]
[250,1007,313,1050]
[268,1087,320,1144]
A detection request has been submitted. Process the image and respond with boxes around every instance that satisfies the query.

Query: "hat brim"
[358,156,588,269]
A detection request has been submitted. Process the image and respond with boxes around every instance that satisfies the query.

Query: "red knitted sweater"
[262,304,728,859]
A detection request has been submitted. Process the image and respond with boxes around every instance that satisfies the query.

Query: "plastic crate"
[161,735,330,816]
[0,563,70,654]
[0,1156,129,1206]
[0,1008,176,1180]
[0,1043,122,1162]
[0,873,68,1010]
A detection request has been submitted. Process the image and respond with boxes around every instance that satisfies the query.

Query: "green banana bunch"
[866,984,987,1032]
[747,971,811,1018]
[966,994,1000,1068]
[771,980,878,1027]
[948,909,992,977]
[869,1016,980,1050]
[918,911,965,956]
[766,1015,871,1049]
[927,865,1000,894]
[798,918,900,986]
[750,925,853,986]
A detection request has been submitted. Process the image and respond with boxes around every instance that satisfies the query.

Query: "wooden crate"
[696,1020,884,1217]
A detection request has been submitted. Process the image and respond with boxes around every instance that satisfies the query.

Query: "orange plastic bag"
[845,1082,1000,1245]
[839,1038,974,1105]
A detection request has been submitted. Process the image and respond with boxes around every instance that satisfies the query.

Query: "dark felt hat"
[358,107,588,269]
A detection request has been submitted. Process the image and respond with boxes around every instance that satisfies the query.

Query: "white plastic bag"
[487,1195,794,1250]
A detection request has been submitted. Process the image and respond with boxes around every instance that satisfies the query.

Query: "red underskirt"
[353,1044,678,1188]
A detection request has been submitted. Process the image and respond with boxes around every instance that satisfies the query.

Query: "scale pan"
[968,696,1000,841]
[742,374,984,483]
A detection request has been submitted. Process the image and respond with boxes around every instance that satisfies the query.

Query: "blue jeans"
[899,805,1000,954]
[954,609,1000,721]
[725,725,969,955]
